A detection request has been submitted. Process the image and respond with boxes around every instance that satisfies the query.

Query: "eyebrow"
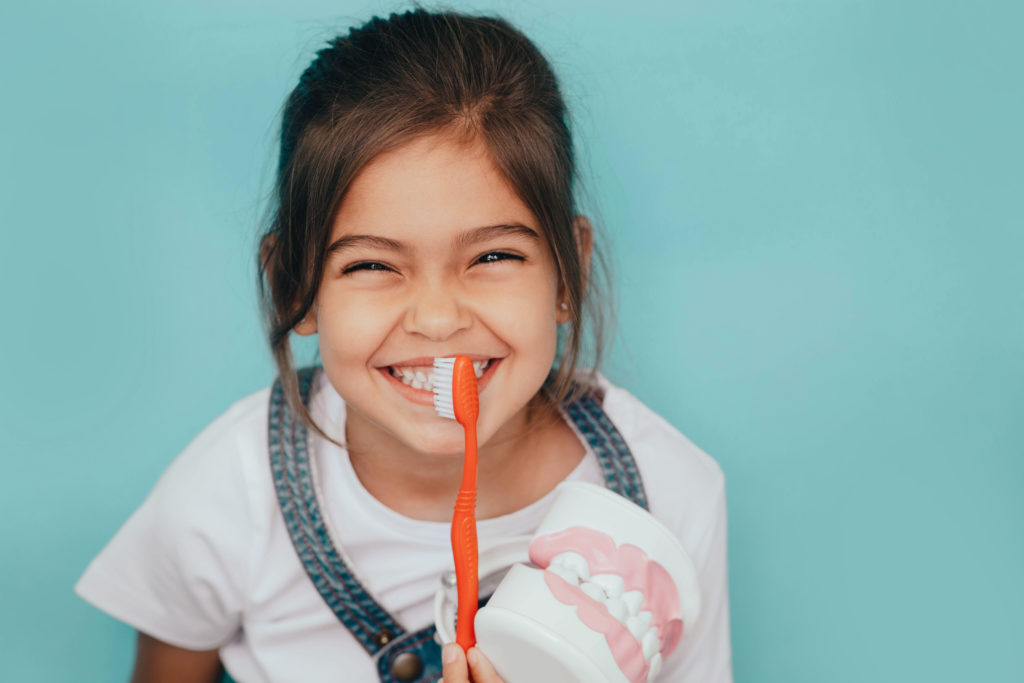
[326,223,540,256]
[326,234,405,256]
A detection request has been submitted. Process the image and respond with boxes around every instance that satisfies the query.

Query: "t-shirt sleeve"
[75,414,258,650]
[663,478,733,682]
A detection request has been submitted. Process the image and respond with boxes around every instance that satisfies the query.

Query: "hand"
[441,643,505,683]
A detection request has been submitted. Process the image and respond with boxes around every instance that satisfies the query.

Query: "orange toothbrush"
[432,355,480,652]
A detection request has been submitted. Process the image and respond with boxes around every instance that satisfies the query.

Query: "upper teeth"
[390,359,492,390]
[548,551,663,681]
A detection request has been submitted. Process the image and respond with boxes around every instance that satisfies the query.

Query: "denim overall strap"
[269,367,406,656]
[561,387,650,511]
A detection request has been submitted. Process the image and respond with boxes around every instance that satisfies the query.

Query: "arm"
[130,632,224,683]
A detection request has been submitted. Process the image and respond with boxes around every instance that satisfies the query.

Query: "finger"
[442,643,470,683]
[467,647,505,683]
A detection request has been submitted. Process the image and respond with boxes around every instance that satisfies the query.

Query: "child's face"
[300,132,569,457]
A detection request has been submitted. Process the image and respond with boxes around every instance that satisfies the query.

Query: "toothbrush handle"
[452,423,478,652]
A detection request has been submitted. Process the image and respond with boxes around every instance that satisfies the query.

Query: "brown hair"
[258,9,609,434]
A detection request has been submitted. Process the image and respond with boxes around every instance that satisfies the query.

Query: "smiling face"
[297,131,570,457]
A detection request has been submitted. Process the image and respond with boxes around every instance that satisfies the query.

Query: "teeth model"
[546,552,666,682]
[463,484,701,683]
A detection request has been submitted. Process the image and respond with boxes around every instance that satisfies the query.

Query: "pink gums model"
[529,526,684,683]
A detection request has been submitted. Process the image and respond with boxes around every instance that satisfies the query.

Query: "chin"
[412,432,468,457]
[398,421,470,458]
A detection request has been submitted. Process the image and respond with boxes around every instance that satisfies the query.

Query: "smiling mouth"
[386,358,494,392]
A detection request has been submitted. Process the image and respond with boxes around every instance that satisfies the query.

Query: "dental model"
[528,526,683,681]
[434,482,701,682]
[432,355,480,652]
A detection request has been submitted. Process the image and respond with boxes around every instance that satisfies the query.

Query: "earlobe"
[294,312,318,336]
[556,300,570,325]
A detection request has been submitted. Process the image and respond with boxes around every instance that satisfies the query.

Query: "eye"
[475,251,525,265]
[342,261,393,275]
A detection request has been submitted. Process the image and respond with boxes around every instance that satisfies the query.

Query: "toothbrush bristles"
[432,357,456,420]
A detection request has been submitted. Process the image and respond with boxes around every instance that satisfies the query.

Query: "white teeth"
[622,590,644,616]
[549,552,589,582]
[546,563,580,586]
[605,597,628,622]
[646,653,662,682]
[580,581,606,603]
[395,359,491,384]
[389,366,437,391]
[626,611,653,641]
[641,630,659,661]
[590,573,624,599]
[471,359,493,378]
[542,558,661,665]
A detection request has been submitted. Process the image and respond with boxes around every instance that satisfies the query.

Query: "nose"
[402,280,472,341]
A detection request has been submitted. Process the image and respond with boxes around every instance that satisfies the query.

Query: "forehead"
[330,132,540,240]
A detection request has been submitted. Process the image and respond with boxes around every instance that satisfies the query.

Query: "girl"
[76,9,732,683]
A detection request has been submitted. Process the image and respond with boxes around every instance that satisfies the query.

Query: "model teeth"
[548,551,589,582]
[647,653,662,681]
[622,590,644,616]
[546,552,663,671]
[580,581,606,603]
[641,630,659,660]
[605,596,629,622]
[591,573,625,599]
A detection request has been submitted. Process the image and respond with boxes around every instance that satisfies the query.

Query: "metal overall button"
[390,652,424,681]
[373,628,396,648]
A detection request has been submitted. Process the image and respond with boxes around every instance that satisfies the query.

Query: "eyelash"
[341,252,524,275]
[475,251,524,265]
[342,261,393,275]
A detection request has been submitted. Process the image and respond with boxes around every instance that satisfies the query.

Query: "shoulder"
[157,386,272,500]
[591,373,726,528]
[74,384,279,648]
[135,384,279,556]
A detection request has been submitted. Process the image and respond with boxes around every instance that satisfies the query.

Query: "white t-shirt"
[76,372,732,682]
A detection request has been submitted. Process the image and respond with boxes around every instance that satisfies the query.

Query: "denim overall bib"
[267,367,649,682]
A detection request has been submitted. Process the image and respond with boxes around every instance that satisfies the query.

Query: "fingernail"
[443,643,459,664]
[467,648,479,667]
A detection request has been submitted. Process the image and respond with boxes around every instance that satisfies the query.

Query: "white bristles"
[432,357,456,420]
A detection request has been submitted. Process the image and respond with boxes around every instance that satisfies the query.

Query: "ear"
[294,309,318,336]
[556,215,594,324]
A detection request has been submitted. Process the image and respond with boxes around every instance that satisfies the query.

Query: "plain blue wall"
[2,0,1021,680]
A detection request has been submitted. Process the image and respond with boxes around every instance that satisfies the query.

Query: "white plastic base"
[475,564,625,683]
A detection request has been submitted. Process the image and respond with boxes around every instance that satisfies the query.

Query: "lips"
[529,526,684,683]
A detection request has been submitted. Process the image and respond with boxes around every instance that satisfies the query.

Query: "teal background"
[2,0,1021,680]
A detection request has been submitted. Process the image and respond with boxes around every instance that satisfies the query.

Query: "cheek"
[482,283,559,356]
[317,297,394,366]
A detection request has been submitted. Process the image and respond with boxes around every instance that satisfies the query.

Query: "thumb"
[442,643,470,683]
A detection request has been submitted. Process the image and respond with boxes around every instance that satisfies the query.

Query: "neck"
[344,398,583,522]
